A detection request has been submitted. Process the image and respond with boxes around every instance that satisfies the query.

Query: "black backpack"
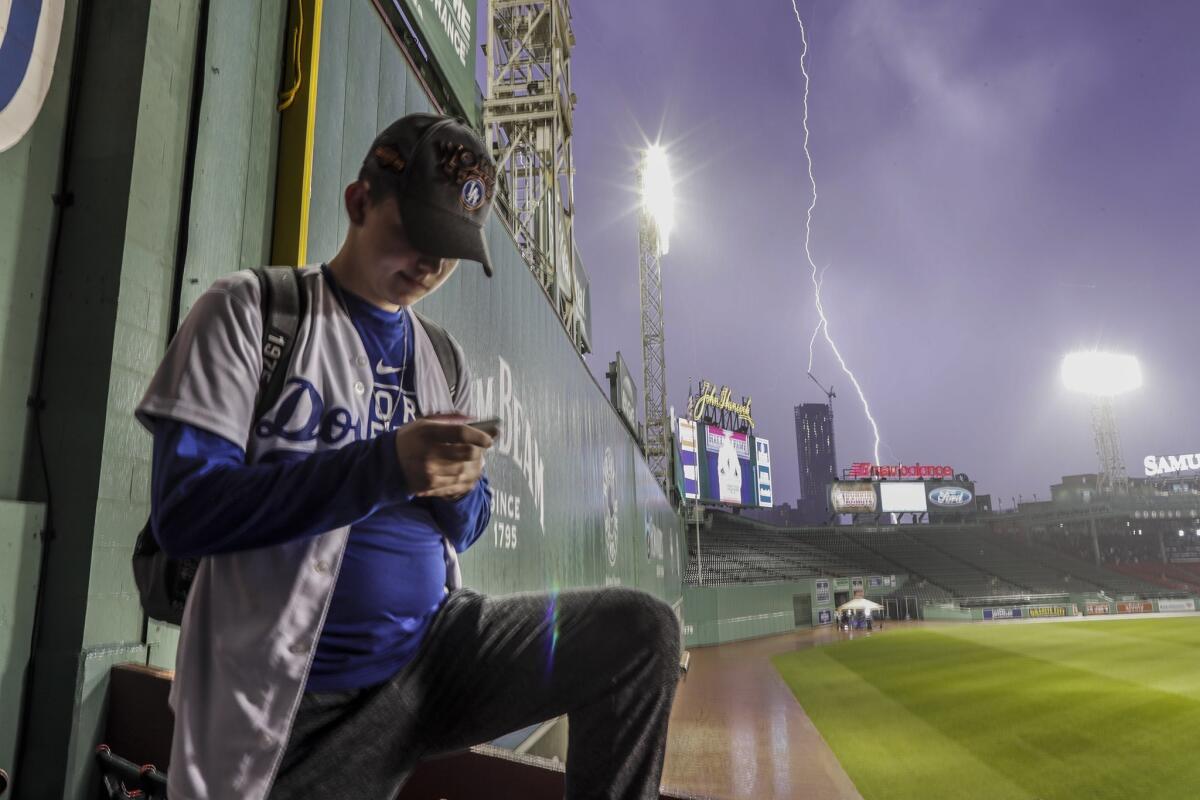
[131,267,464,625]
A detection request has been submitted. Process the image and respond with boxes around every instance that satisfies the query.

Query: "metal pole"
[694,500,703,587]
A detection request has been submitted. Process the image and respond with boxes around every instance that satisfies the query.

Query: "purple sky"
[481,1,1200,508]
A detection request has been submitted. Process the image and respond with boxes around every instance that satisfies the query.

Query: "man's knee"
[600,589,681,678]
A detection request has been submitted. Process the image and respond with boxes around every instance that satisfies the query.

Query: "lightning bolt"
[792,1,884,467]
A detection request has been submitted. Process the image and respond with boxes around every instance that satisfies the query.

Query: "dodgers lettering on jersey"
[253,278,419,447]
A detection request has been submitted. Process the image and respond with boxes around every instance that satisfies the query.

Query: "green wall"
[0,1,81,501]
[304,2,686,607]
[0,503,45,781]
[6,1,251,795]
[682,581,818,647]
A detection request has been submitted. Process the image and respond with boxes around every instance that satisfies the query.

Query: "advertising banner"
[703,425,755,506]
[830,482,878,514]
[983,607,1023,620]
[851,577,865,594]
[926,481,976,512]
[817,609,833,625]
[677,418,700,500]
[1026,606,1070,618]
[1144,452,1200,477]
[868,576,883,588]
[608,353,638,436]
[755,437,773,507]
[1157,598,1197,612]
[815,579,830,605]
[880,481,928,513]
[1118,601,1154,614]
[1086,603,1111,615]
[833,577,850,591]
[392,0,479,122]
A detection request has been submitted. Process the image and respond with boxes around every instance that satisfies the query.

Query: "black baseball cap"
[363,113,497,276]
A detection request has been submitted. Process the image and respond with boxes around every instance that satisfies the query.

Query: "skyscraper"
[795,403,837,524]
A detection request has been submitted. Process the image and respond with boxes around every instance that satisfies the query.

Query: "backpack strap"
[412,310,464,405]
[252,267,307,422]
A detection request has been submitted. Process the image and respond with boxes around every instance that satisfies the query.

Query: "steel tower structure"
[1092,399,1130,495]
[483,0,587,352]
[639,162,669,490]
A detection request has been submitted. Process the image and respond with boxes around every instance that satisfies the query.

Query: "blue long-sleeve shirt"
[149,267,490,691]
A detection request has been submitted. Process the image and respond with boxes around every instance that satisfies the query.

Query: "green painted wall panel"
[336,1,384,249]
[306,0,351,263]
[178,0,287,318]
[82,0,202,653]
[376,30,410,132]
[0,0,80,499]
[238,0,288,272]
[62,643,147,800]
[0,501,46,778]
[682,581,818,648]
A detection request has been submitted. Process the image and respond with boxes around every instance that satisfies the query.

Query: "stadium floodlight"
[1061,351,1142,496]
[1061,351,1142,397]
[640,145,675,257]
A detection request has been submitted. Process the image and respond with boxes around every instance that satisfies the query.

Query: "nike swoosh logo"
[376,360,403,375]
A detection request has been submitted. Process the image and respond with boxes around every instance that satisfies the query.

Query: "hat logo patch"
[461,178,486,211]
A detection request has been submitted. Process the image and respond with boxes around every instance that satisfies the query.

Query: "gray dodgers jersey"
[135,266,474,799]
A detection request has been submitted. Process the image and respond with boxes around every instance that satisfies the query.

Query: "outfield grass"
[772,618,1200,800]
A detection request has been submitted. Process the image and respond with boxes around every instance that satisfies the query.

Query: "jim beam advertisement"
[687,379,754,432]
[830,481,878,514]
[607,352,639,437]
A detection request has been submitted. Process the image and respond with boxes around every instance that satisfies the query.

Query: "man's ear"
[345,181,368,226]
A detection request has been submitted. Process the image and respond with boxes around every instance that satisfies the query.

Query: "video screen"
[880,481,928,513]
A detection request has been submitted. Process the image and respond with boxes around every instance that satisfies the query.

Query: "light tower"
[639,146,675,490]
[1061,351,1143,495]
[483,0,588,353]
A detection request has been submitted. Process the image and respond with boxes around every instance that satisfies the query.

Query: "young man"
[137,114,681,799]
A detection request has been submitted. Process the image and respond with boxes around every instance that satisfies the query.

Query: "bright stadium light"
[640,145,675,256]
[1061,350,1142,496]
[1061,351,1143,397]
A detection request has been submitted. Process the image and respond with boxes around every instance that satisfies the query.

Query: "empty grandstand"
[685,511,1189,612]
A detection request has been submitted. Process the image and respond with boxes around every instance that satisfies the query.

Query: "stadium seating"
[910,529,1103,595]
[1108,562,1200,593]
[684,513,1187,602]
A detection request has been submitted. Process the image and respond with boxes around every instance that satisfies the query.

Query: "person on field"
[138,113,681,800]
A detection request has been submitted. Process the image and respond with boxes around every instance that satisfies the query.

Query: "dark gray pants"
[270,587,682,799]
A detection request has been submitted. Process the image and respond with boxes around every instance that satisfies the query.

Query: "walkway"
[661,624,869,800]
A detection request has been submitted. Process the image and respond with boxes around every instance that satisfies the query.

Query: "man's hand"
[393,417,494,499]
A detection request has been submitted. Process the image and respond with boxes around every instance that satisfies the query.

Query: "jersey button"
[354,381,365,395]
[314,560,330,574]
[288,641,310,655]
[356,355,368,366]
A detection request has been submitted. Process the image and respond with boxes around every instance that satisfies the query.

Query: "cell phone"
[469,417,503,438]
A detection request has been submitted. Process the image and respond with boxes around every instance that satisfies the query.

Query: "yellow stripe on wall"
[271,0,322,266]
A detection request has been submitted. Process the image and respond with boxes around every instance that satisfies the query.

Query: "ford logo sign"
[928,486,973,507]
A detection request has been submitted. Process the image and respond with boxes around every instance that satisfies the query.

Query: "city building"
[795,402,837,524]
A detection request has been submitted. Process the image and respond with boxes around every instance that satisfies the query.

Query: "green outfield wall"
[300,1,686,607]
[683,582,817,647]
